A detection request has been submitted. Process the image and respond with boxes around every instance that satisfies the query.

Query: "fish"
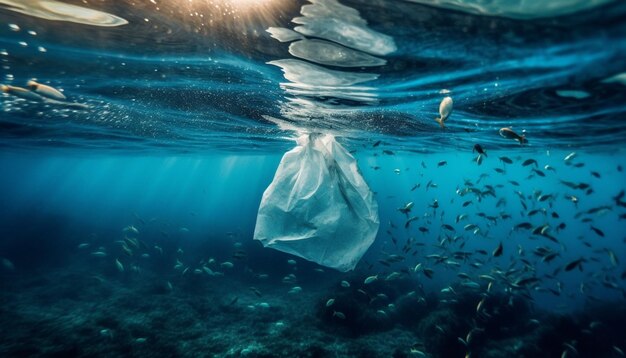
[531,224,550,236]
[100,329,113,339]
[492,242,503,257]
[288,286,302,294]
[435,96,453,128]
[564,152,577,162]
[564,258,586,272]
[386,272,402,281]
[532,169,546,177]
[398,202,414,215]
[115,258,124,272]
[537,194,553,202]
[438,160,447,167]
[457,273,471,280]
[606,250,619,267]
[26,80,66,100]
[2,84,46,101]
[461,281,480,289]
[443,224,456,232]
[326,298,335,307]
[565,195,579,205]
[472,144,487,156]
[372,140,381,147]
[499,156,513,164]
[405,216,418,228]
[513,222,533,230]
[376,310,389,317]
[590,226,605,237]
[333,311,346,319]
[123,225,139,235]
[340,280,350,288]
[476,297,486,313]
[522,159,538,167]
[499,127,527,145]
[364,275,378,284]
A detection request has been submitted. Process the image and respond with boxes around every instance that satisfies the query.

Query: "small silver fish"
[564,152,577,162]
[220,261,234,268]
[364,275,378,284]
[288,286,302,294]
[115,258,124,272]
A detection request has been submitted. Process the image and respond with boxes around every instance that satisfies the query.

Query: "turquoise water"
[1,1,626,357]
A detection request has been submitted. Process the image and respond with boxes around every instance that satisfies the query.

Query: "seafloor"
[1,258,625,358]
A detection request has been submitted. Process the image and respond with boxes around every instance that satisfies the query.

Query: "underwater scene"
[1,0,626,357]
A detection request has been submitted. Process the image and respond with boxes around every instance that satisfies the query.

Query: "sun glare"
[161,0,286,27]
[227,0,274,8]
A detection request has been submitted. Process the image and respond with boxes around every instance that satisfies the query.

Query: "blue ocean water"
[1,1,626,357]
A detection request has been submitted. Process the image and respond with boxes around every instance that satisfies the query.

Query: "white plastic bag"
[254,133,379,272]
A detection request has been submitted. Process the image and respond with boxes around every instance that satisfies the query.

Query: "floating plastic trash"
[254,133,379,272]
